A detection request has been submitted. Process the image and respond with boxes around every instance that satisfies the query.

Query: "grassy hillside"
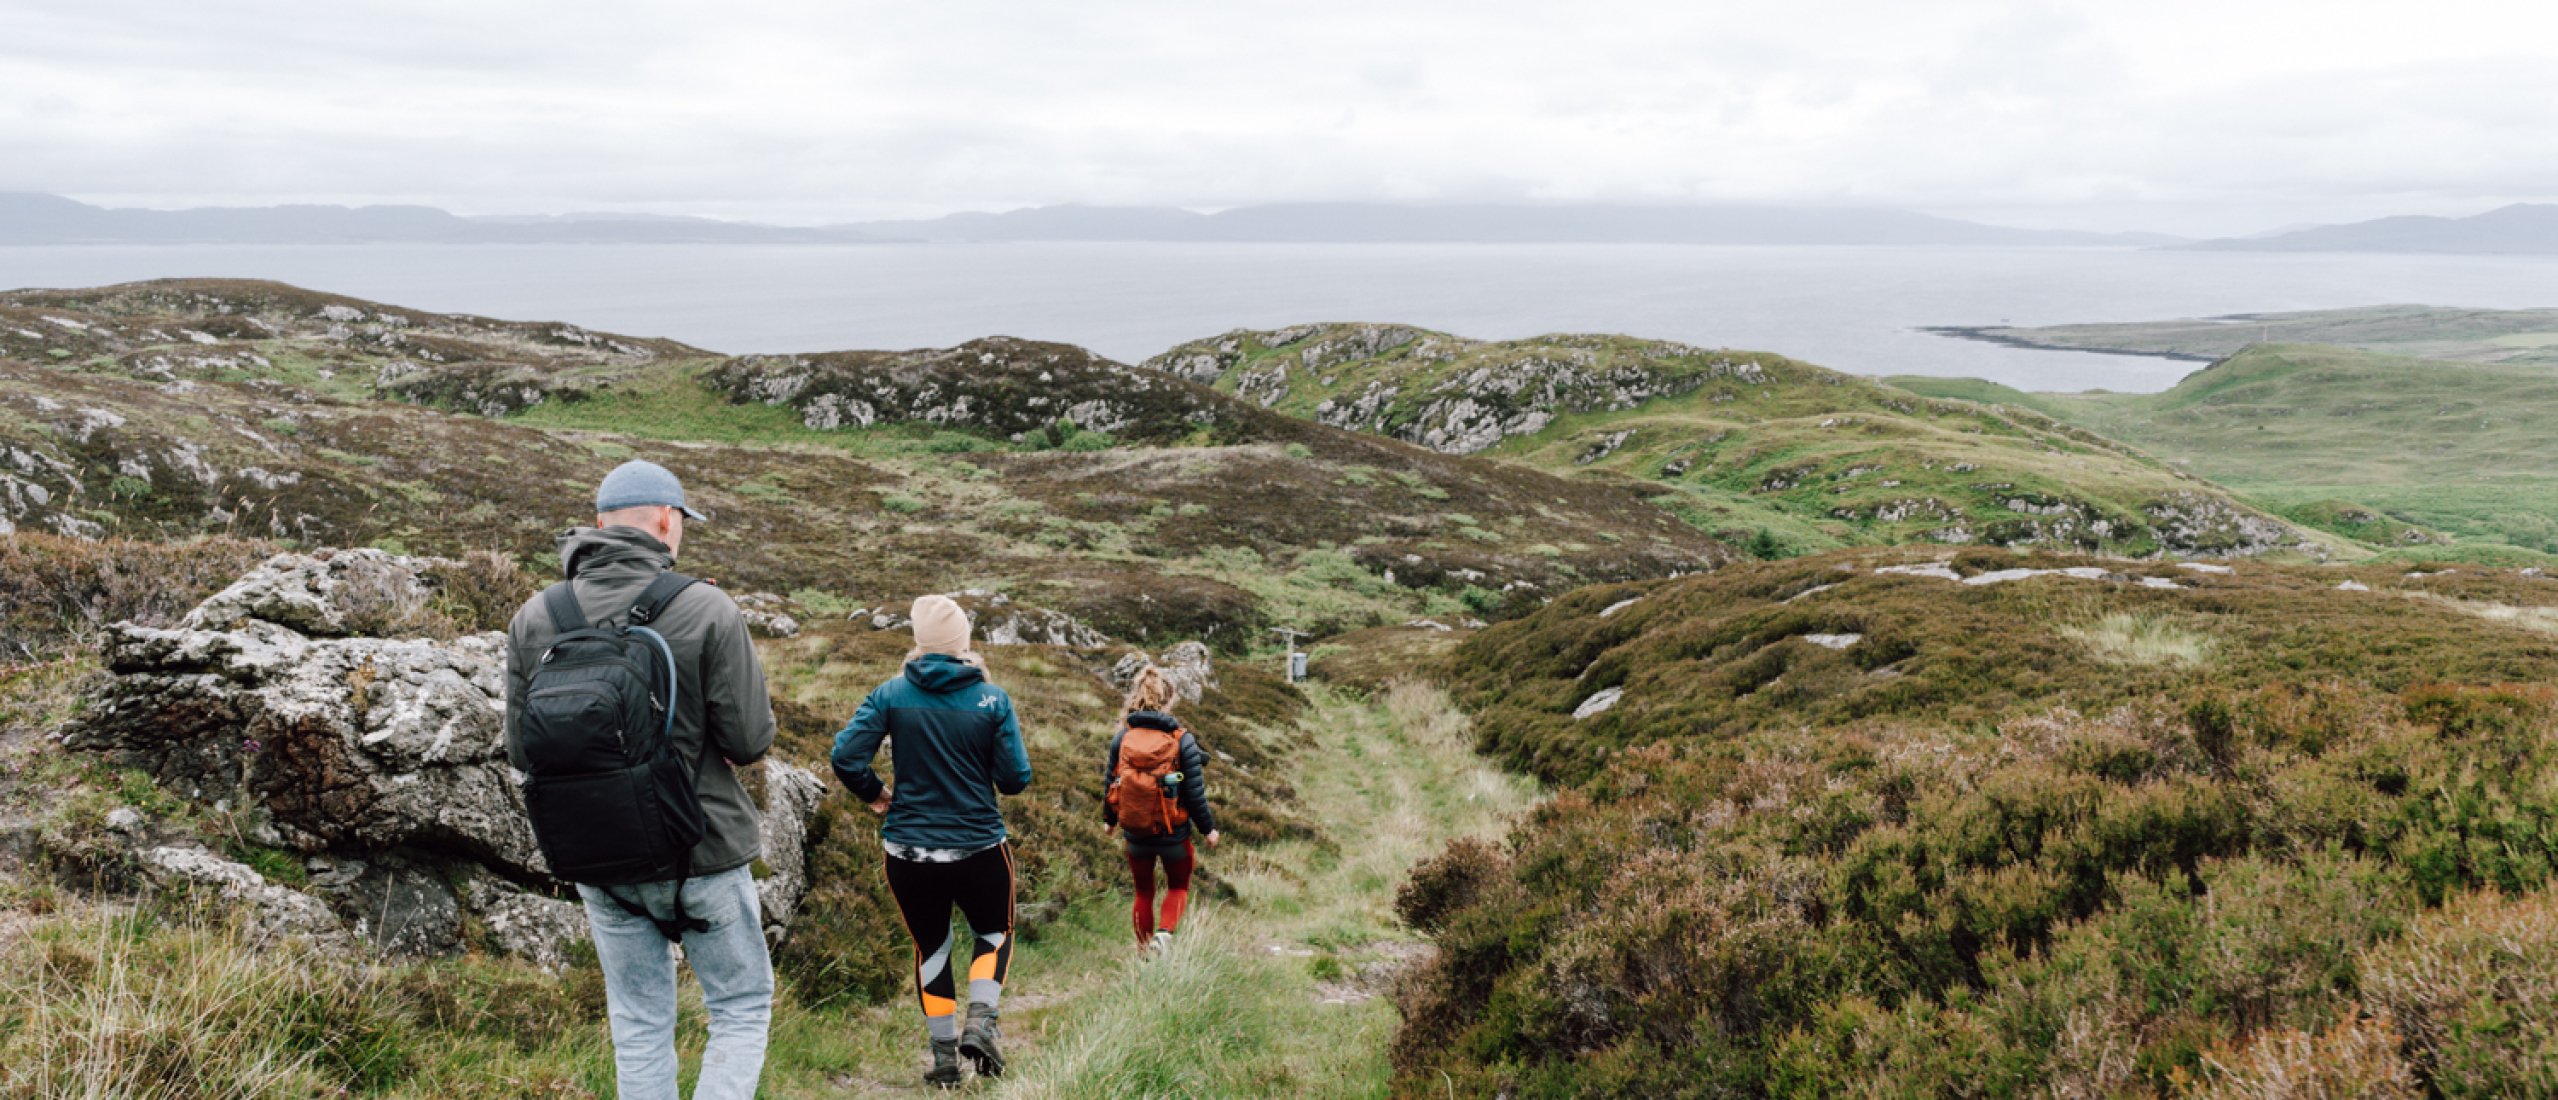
[1929,304,2558,367]
[1899,343,2558,557]
[0,281,1727,642]
[1398,548,2558,1096]
[1151,324,2322,559]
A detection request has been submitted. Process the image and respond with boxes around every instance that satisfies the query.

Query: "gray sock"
[928,1014,959,1042]
[969,979,1002,1010]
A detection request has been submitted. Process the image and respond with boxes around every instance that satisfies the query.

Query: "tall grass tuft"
[2063,611,2218,667]
[0,909,412,1098]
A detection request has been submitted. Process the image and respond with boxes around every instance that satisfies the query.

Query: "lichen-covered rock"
[76,614,536,876]
[64,548,828,966]
[731,593,803,639]
[2143,491,2311,557]
[755,759,828,938]
[707,337,1248,446]
[377,360,593,418]
[862,588,1112,649]
[139,844,350,947]
[1147,324,1766,455]
[182,547,443,638]
[456,871,587,972]
[1107,641,1217,703]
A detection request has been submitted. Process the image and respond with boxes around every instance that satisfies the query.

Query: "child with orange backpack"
[1101,665,1220,952]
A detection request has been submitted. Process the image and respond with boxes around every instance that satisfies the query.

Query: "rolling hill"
[1928,303,2558,368]
[1894,343,2558,557]
[1398,549,2558,1096]
[1148,323,2326,559]
[2179,202,2558,254]
[0,281,1730,643]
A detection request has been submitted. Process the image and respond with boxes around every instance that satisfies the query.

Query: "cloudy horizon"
[7,0,2555,238]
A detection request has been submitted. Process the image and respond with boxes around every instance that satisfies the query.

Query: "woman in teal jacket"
[831,595,1031,1089]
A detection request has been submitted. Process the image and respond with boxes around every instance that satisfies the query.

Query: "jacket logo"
[976,696,999,709]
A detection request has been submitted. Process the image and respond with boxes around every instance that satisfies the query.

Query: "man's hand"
[1203,830,1222,850]
[868,787,892,816]
[1103,823,1117,838]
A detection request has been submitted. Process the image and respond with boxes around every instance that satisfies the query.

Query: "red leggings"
[1128,841,1195,942]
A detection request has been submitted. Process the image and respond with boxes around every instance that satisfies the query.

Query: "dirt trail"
[762,682,1535,1099]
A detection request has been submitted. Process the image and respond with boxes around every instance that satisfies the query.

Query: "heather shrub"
[0,533,270,661]
[2179,1011,2420,1099]
[1394,835,1508,935]
[2360,887,2558,1096]
[1395,554,2558,1096]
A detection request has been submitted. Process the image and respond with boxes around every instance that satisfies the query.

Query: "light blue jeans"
[578,864,774,1100]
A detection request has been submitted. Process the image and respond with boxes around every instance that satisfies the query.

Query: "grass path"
[754,681,1535,1098]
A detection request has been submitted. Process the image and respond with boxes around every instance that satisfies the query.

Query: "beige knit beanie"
[910,594,973,658]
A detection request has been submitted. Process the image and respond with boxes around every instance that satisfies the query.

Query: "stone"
[755,760,829,938]
[1572,687,1624,720]
[456,871,587,972]
[1107,641,1217,703]
[66,549,828,966]
[182,548,438,638]
[139,845,349,946]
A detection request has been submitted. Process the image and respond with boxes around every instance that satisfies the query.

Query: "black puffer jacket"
[1102,710,1216,852]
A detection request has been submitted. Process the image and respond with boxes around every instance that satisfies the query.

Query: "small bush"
[2361,887,2558,1095]
[0,533,271,661]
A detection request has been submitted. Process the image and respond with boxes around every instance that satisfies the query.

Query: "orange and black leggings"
[1127,839,1195,941]
[883,843,1016,1037]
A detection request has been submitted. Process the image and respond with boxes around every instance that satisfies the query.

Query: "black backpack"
[513,571,713,941]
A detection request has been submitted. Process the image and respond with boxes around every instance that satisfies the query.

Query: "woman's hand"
[868,786,892,816]
[1203,830,1222,850]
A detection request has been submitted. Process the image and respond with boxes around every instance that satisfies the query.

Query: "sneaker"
[960,1003,1006,1078]
[925,1037,962,1089]
[1152,930,1174,952]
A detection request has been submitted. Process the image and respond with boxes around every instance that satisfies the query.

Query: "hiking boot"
[960,1003,1006,1077]
[925,1037,962,1089]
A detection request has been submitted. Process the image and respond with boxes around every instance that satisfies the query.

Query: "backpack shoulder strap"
[541,581,590,634]
[629,571,699,627]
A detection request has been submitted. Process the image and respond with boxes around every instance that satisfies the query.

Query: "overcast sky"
[5,0,2554,237]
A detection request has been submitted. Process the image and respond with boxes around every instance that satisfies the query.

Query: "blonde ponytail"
[1123,665,1178,718]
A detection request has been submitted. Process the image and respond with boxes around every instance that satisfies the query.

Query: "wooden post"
[1272,627,1310,683]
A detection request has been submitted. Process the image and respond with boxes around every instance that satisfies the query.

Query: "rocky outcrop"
[863,588,1113,649]
[376,360,594,418]
[2141,491,2310,557]
[709,338,1250,447]
[63,549,829,964]
[1145,324,1768,455]
[1106,641,1218,703]
[138,844,350,947]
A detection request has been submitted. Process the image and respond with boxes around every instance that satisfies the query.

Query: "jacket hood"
[1125,710,1181,732]
[558,525,673,581]
[903,652,988,694]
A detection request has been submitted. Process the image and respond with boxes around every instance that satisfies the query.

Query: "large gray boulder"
[66,549,831,966]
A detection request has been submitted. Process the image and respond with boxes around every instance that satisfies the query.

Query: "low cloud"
[3,0,2553,235]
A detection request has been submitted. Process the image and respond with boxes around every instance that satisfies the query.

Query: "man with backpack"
[503,460,778,1100]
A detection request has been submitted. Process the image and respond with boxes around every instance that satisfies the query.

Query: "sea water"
[4,242,2555,393]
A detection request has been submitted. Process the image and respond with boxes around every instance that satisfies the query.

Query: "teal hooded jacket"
[830,654,1033,852]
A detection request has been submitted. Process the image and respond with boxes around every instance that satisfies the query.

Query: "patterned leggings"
[883,843,1016,1032]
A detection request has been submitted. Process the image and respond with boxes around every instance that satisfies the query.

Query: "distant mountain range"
[0,192,884,245]
[2179,203,2558,254]
[837,202,2183,246]
[0,192,2179,247]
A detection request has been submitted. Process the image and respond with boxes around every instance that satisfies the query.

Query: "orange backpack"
[1111,722,1190,838]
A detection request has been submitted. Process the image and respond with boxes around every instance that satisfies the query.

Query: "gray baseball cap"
[595,460,709,521]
